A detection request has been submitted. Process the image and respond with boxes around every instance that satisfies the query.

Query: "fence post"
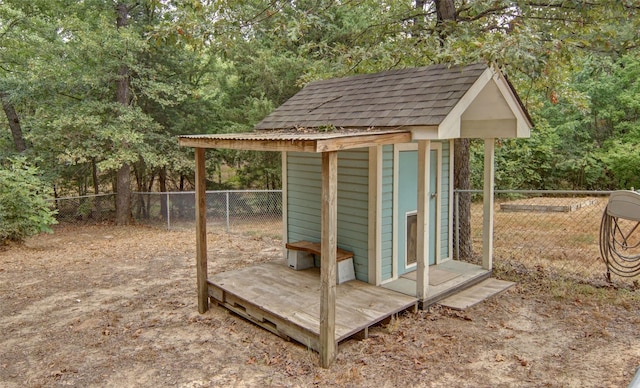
[225,191,230,233]
[166,192,170,230]
[454,191,459,261]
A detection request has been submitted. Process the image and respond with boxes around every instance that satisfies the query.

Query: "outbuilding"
[179,62,532,367]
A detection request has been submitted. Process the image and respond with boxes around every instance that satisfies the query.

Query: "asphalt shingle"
[255,63,489,130]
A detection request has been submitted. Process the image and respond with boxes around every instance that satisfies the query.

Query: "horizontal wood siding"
[287,150,370,282]
[287,153,322,246]
[381,145,394,281]
[338,150,370,281]
[440,141,450,260]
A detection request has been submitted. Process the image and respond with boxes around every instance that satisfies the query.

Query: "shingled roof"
[180,62,532,152]
[255,62,490,130]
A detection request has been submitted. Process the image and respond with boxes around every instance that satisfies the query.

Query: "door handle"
[430,192,437,199]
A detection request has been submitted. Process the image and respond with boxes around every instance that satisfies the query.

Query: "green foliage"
[602,139,640,189]
[2,0,639,197]
[534,54,640,190]
[0,157,57,244]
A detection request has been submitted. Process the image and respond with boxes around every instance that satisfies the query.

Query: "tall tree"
[115,1,132,225]
[0,0,52,155]
[432,0,474,260]
[1,92,26,152]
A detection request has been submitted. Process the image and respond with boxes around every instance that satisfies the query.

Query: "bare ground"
[1,224,639,387]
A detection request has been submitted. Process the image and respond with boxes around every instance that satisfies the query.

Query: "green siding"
[381,145,394,281]
[287,141,450,284]
[287,149,370,282]
[287,153,322,246]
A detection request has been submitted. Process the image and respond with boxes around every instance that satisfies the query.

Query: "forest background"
[1,0,639,234]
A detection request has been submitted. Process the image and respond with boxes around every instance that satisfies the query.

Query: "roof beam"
[315,132,412,152]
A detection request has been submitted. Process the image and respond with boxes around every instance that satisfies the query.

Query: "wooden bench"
[285,241,356,283]
[285,241,354,261]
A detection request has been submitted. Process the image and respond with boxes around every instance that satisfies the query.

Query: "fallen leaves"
[1,224,638,387]
[515,355,529,367]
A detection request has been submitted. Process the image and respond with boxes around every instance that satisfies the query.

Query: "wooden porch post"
[320,151,338,368]
[416,140,431,302]
[482,138,495,270]
[195,147,209,313]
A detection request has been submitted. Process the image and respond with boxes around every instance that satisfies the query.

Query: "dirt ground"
[1,224,639,387]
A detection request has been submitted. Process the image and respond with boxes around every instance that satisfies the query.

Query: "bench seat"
[285,241,354,262]
[285,240,356,284]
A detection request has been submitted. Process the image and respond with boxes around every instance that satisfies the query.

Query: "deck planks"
[209,261,417,351]
[438,278,515,310]
[382,260,492,307]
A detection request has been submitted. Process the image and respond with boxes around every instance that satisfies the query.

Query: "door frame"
[390,142,442,281]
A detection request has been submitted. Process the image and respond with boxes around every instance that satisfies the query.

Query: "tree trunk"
[413,0,426,33]
[133,161,146,219]
[145,170,155,218]
[433,0,473,260]
[454,139,473,259]
[91,158,102,221]
[434,0,456,21]
[159,167,168,221]
[434,0,456,44]
[1,92,27,152]
[116,163,131,225]
[114,2,131,225]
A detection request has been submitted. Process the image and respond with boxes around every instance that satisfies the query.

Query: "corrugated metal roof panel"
[180,128,410,142]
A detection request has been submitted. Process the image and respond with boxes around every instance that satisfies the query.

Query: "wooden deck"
[382,260,492,307]
[208,262,418,352]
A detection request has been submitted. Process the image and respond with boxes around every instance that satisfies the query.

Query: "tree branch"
[457,5,514,23]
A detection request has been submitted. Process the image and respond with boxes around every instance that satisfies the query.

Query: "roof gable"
[255,63,489,131]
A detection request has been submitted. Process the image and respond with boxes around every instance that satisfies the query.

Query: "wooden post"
[368,146,382,285]
[320,151,337,368]
[416,140,431,302]
[482,138,495,270]
[195,147,209,313]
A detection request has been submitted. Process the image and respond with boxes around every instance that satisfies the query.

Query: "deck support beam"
[195,147,209,313]
[416,140,431,301]
[482,138,495,270]
[320,151,338,368]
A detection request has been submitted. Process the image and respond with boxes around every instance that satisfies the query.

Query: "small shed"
[179,62,532,367]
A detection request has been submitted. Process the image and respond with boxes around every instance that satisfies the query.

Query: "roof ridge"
[306,62,487,87]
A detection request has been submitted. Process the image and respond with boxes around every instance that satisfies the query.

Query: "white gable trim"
[438,67,495,139]
[437,66,532,139]
[493,70,532,138]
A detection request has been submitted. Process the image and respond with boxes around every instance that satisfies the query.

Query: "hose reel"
[599,190,640,281]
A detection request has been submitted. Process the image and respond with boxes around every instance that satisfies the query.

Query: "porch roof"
[178,128,412,152]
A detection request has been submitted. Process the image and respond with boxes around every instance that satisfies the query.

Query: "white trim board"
[390,142,443,283]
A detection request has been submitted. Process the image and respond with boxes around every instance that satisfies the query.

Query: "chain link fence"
[49,190,638,285]
[131,190,283,237]
[49,194,116,222]
[454,190,638,285]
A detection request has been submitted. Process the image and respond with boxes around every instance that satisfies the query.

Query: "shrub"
[0,157,58,244]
